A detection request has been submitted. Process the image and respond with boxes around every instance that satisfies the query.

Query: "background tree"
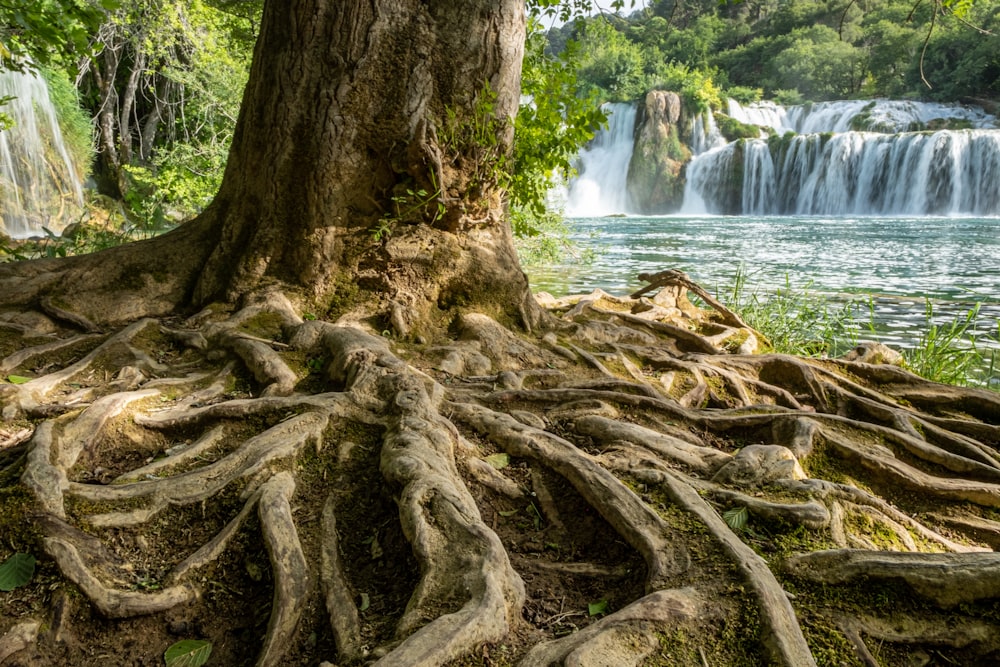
[79,0,258,213]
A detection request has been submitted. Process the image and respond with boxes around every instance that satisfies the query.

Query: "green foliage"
[587,599,609,616]
[722,506,749,533]
[770,89,805,107]
[0,553,36,591]
[484,453,510,469]
[0,0,117,72]
[550,0,999,104]
[722,267,999,390]
[39,67,94,173]
[715,113,761,141]
[574,19,650,102]
[513,21,606,241]
[371,185,445,240]
[768,26,866,100]
[513,205,601,267]
[721,266,870,358]
[164,639,212,667]
[528,0,640,25]
[726,86,763,104]
[132,0,251,221]
[651,64,724,114]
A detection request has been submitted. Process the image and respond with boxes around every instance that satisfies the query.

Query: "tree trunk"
[191,0,538,333]
[2,0,539,336]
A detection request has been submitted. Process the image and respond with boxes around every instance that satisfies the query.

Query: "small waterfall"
[565,103,637,216]
[682,143,738,215]
[742,140,775,215]
[726,99,789,133]
[0,68,85,238]
[690,108,727,155]
[786,99,997,134]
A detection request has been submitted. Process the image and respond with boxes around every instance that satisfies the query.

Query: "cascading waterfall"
[690,108,727,155]
[0,67,85,238]
[683,99,1000,216]
[565,103,637,216]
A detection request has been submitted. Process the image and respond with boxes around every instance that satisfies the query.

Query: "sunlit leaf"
[6,375,31,384]
[587,599,609,616]
[484,453,510,469]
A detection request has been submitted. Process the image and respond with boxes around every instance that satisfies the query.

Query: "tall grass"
[720,266,999,390]
[907,301,999,388]
[721,266,871,358]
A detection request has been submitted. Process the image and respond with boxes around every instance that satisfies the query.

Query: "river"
[527,214,1000,358]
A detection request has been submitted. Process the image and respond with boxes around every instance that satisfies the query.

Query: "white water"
[726,98,998,134]
[726,99,787,133]
[0,68,84,238]
[690,108,727,155]
[682,99,1000,215]
[565,103,637,216]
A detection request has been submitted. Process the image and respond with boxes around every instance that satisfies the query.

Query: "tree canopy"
[551,0,1000,103]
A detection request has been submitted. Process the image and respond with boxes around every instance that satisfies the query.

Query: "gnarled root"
[3,275,1000,665]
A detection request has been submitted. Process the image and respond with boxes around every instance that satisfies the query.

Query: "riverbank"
[527,215,1000,388]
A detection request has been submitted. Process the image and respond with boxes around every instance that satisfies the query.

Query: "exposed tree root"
[2,274,1000,666]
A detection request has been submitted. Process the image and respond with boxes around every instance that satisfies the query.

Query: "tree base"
[1,273,999,666]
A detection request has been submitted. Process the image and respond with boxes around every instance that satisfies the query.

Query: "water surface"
[528,215,1000,351]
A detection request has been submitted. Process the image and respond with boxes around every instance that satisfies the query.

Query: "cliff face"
[626,91,692,214]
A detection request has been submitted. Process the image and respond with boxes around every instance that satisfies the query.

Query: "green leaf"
[484,453,510,469]
[587,599,608,616]
[6,375,31,384]
[164,639,212,667]
[722,506,750,533]
[0,553,35,591]
[359,592,370,611]
[498,509,519,517]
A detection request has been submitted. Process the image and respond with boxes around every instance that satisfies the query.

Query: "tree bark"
[192,0,538,331]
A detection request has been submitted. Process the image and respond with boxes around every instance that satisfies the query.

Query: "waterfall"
[682,143,737,215]
[742,140,775,215]
[684,99,1000,216]
[726,99,789,133]
[687,130,1000,216]
[564,96,1000,217]
[0,68,85,238]
[785,99,997,134]
[727,98,997,135]
[690,108,727,155]
[565,103,637,216]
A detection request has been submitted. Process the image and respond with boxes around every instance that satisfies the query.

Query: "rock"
[841,341,904,366]
[712,445,806,486]
[626,91,692,214]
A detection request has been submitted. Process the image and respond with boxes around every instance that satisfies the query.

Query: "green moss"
[325,273,365,319]
[238,311,285,339]
[715,112,762,141]
[0,485,42,551]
